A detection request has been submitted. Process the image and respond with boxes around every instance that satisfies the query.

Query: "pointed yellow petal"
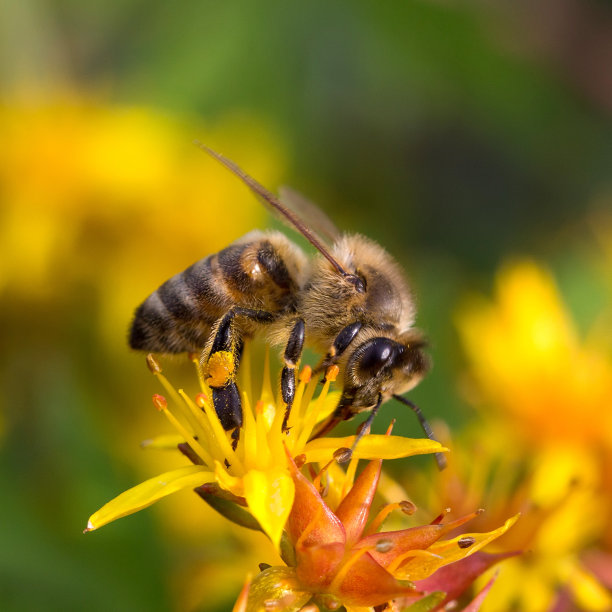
[394,514,520,581]
[303,435,448,463]
[85,465,213,531]
[243,468,295,550]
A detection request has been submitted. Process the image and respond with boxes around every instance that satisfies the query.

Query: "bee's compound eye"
[357,338,397,376]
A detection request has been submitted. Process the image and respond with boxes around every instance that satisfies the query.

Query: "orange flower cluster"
[236,449,516,611]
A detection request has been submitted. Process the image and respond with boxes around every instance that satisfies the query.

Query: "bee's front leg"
[281,318,305,432]
[316,321,362,378]
[206,307,275,447]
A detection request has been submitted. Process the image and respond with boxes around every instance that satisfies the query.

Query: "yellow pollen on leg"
[206,351,236,387]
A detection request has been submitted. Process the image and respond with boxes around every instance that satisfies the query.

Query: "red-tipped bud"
[294,454,307,468]
[431,508,451,525]
[385,419,396,435]
[152,394,167,411]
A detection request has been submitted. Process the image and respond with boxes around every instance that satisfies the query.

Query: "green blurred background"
[1,1,611,610]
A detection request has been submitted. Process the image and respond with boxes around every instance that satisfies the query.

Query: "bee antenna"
[392,395,447,471]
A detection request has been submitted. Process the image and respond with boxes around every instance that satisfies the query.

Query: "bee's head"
[339,334,429,411]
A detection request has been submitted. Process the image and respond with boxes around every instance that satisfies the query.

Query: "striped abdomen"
[129,232,304,353]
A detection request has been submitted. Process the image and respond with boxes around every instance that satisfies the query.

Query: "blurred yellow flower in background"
[441,261,612,611]
[0,89,288,610]
[456,261,612,447]
[5,88,610,611]
[0,92,279,349]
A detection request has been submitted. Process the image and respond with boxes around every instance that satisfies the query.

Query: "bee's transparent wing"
[195,141,351,278]
[278,185,340,247]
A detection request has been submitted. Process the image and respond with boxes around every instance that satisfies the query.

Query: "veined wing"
[278,185,340,247]
[195,141,351,279]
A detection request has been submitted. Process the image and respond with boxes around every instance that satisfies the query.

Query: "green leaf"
[402,591,446,611]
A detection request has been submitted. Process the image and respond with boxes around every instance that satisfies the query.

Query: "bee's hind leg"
[281,318,305,432]
[206,308,275,440]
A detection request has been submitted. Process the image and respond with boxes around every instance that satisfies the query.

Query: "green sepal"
[402,591,446,611]
[194,484,262,531]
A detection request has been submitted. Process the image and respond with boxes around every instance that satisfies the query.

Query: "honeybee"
[130,144,444,465]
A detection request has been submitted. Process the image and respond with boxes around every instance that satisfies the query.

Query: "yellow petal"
[85,465,213,531]
[140,433,184,450]
[561,558,612,611]
[303,435,448,463]
[395,514,520,581]
[214,460,245,497]
[243,468,294,550]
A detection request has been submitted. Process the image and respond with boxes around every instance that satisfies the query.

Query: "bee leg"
[207,308,275,433]
[316,322,362,378]
[392,395,447,471]
[281,318,305,432]
[340,394,384,463]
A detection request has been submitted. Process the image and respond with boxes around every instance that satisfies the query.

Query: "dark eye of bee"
[357,338,399,376]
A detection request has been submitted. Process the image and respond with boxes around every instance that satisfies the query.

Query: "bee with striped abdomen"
[130,145,443,465]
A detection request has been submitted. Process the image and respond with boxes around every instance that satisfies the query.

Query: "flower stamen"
[178,389,216,444]
[341,451,360,499]
[190,354,209,394]
[153,394,214,466]
[296,371,337,450]
[365,502,407,536]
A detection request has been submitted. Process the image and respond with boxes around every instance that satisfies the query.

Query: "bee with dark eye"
[129,144,445,467]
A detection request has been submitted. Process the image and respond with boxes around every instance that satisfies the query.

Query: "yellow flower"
[456,261,612,447]
[450,261,612,611]
[238,449,517,611]
[85,348,446,550]
[0,90,288,609]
